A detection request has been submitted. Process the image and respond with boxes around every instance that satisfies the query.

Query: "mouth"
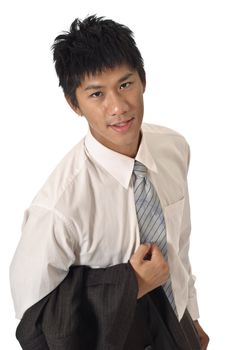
[108,118,134,133]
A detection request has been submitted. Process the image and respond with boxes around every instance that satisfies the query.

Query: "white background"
[0,0,233,348]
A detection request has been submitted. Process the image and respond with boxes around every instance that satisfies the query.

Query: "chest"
[68,163,185,266]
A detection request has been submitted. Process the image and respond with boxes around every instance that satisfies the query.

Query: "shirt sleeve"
[179,142,200,321]
[10,205,76,319]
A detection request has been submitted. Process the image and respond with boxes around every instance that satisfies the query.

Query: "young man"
[10,15,209,349]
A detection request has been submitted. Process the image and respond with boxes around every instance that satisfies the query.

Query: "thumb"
[151,244,161,255]
[151,244,165,261]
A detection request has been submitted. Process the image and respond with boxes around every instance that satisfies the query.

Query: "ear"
[65,95,83,116]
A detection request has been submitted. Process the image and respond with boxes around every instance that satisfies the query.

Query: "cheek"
[80,104,100,120]
[134,94,144,114]
[84,108,107,129]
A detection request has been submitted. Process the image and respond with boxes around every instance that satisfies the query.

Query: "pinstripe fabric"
[133,160,177,316]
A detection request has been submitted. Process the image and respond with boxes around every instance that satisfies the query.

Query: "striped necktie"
[133,160,177,315]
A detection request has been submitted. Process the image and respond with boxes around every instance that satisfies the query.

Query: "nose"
[105,91,129,117]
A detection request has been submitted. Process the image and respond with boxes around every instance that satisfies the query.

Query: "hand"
[193,320,209,349]
[130,243,169,298]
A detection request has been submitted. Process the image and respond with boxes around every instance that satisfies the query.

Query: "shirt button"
[144,346,152,350]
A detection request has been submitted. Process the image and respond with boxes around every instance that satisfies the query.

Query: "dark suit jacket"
[16,263,193,350]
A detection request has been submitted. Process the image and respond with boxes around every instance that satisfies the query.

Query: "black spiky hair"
[52,15,145,106]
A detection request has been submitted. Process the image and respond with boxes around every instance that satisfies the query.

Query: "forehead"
[79,64,137,88]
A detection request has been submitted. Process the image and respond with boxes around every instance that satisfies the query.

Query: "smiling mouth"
[109,118,134,132]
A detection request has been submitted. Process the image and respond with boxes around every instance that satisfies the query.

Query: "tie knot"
[133,160,147,178]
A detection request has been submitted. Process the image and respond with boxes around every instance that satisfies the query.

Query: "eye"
[90,91,103,98]
[120,81,132,89]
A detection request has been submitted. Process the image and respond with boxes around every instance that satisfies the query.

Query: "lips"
[109,118,134,133]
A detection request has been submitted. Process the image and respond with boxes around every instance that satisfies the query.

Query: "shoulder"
[142,123,188,142]
[31,137,87,209]
[142,123,190,168]
[142,123,189,148]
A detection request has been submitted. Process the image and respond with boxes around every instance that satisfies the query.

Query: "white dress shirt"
[10,123,200,321]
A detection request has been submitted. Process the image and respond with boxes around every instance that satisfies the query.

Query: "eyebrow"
[83,72,134,92]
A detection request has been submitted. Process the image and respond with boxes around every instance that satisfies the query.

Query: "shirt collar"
[84,127,158,189]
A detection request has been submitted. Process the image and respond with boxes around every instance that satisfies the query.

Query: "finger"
[201,339,208,350]
[200,337,208,350]
[134,243,151,260]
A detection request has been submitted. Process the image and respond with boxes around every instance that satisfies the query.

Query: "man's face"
[72,64,145,157]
